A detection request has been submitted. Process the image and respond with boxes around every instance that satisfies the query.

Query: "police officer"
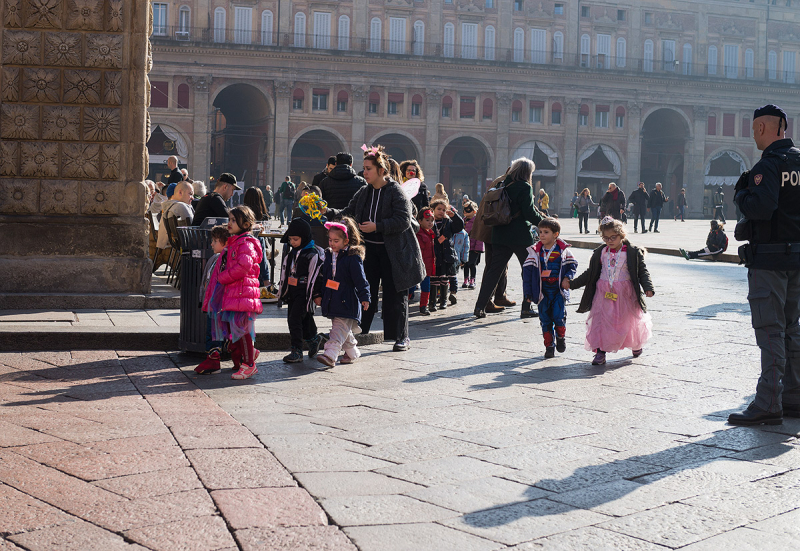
[729,104,800,426]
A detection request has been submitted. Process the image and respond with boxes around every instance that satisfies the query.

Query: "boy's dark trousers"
[538,284,566,347]
[286,290,316,350]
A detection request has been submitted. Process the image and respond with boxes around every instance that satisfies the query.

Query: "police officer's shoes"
[728,404,783,426]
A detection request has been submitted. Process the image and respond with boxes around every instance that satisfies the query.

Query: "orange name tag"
[326,279,340,290]
[438,235,447,244]
[288,277,298,286]
[541,270,551,277]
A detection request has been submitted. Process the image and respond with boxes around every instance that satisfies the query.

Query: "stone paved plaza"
[3,242,800,550]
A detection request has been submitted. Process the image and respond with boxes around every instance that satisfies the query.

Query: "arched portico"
[290,128,347,185]
[368,131,422,163]
[439,136,492,200]
[146,123,191,182]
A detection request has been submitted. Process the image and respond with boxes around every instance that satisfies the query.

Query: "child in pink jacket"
[201,206,264,380]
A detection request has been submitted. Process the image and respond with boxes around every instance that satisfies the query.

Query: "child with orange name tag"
[312,217,371,368]
[429,198,464,310]
[567,216,655,366]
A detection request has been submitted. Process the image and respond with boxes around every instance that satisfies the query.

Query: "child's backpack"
[721,232,729,253]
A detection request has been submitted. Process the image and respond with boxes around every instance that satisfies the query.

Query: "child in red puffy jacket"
[416,207,436,315]
[200,206,263,380]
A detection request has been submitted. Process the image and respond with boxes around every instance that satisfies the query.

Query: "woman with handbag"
[474,158,545,319]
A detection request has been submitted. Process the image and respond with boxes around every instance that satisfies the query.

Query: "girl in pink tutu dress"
[567,216,654,365]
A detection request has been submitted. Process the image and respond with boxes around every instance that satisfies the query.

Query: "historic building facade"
[149,0,800,216]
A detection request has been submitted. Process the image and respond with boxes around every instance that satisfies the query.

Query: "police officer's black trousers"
[748,268,800,412]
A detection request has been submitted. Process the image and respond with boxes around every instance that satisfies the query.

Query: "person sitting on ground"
[193,172,240,226]
[319,152,367,210]
[680,220,728,261]
[157,181,194,250]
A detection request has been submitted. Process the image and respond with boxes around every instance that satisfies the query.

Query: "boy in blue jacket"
[522,218,578,358]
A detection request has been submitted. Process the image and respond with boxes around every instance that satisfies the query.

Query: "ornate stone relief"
[45,32,82,66]
[26,0,62,29]
[83,107,120,142]
[63,69,101,103]
[274,80,294,97]
[1,104,40,139]
[0,142,19,176]
[42,105,80,140]
[20,142,58,177]
[186,75,211,91]
[496,92,513,108]
[107,0,123,32]
[101,144,119,179]
[425,88,443,103]
[0,179,39,214]
[22,68,60,102]
[5,0,23,28]
[80,180,118,215]
[86,33,122,67]
[2,67,20,101]
[103,71,121,104]
[2,30,42,64]
[62,143,100,179]
[352,86,369,101]
[67,0,104,31]
[40,179,79,214]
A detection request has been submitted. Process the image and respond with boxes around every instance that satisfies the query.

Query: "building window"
[644,12,653,25]
[514,28,524,62]
[234,6,253,45]
[178,6,190,38]
[485,25,496,60]
[554,3,564,15]
[462,23,478,59]
[579,104,589,126]
[369,92,380,114]
[482,98,493,120]
[313,11,332,49]
[683,43,693,75]
[389,17,406,55]
[551,102,562,124]
[707,114,717,135]
[293,98,303,110]
[553,31,564,60]
[617,9,626,21]
[442,105,451,117]
[708,46,718,75]
[486,0,494,8]
[783,51,796,84]
[460,96,476,119]
[723,113,735,136]
[662,39,676,71]
[724,44,739,79]
[616,37,626,67]
[443,23,455,58]
[369,18,381,52]
[597,34,611,69]
[312,91,328,111]
[411,102,421,116]
[214,7,226,43]
[177,83,190,109]
[595,109,609,128]
[153,3,167,36]
[769,50,778,80]
[294,12,306,47]
[151,81,169,108]
[413,21,424,55]
[581,5,590,17]
[615,106,625,128]
[387,102,398,115]
[742,117,751,138]
[512,100,522,122]
[745,48,754,78]
[580,34,590,67]
[369,102,378,114]
[337,100,347,112]
[261,10,273,45]
[442,95,453,118]
[338,15,350,50]
[529,102,543,123]
[515,0,523,12]
[643,39,654,72]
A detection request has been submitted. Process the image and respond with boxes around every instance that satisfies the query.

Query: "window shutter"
[483,98,493,119]
[338,16,349,50]
[530,28,546,64]
[234,7,252,44]
[214,8,226,43]
[460,97,475,118]
[261,11,273,45]
[485,26,495,60]
[388,92,404,103]
[369,92,380,104]
[462,23,477,59]
[616,37,626,67]
[444,23,454,58]
[151,81,169,108]
[314,12,331,49]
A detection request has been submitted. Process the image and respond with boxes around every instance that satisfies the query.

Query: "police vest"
[751,147,800,245]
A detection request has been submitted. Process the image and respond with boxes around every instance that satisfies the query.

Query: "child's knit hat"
[282,217,312,247]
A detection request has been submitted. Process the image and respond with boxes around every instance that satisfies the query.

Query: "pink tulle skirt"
[585,279,652,353]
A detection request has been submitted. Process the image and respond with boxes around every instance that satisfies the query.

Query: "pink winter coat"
[203,232,263,314]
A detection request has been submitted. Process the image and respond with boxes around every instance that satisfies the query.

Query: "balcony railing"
[151,27,796,84]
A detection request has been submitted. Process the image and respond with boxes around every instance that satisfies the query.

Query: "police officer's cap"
[754,104,787,120]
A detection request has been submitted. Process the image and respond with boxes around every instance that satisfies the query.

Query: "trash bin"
[178,227,212,354]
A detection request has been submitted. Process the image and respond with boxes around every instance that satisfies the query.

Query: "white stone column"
[625,102,643,190]
[688,105,708,218]
[559,100,581,215]
[425,88,443,182]
[187,76,212,185]
[351,86,368,153]
[272,80,293,184]
[495,92,513,177]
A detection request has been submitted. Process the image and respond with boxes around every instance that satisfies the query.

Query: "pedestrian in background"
[538,189,550,215]
[680,220,728,261]
[675,188,687,221]
[648,183,668,233]
[627,182,650,234]
[600,183,626,221]
[567,216,654,366]
[277,176,296,225]
[575,188,596,234]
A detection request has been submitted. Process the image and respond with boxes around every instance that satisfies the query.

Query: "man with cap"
[729,104,800,426]
[192,172,240,226]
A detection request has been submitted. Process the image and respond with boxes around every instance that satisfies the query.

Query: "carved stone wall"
[0,0,151,295]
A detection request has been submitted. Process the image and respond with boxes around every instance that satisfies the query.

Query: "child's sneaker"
[544,346,556,359]
[315,354,335,369]
[592,350,606,365]
[429,299,437,312]
[340,351,357,364]
[232,362,258,380]
[556,338,566,353]
[306,334,327,358]
[462,280,469,288]
[283,348,304,363]
[449,293,458,305]
[194,349,221,374]
[419,305,430,316]
[633,348,643,357]
[468,279,476,289]
[679,248,691,260]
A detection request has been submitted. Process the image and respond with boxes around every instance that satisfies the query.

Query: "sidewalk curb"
[0,293,180,310]
[0,329,384,352]
[568,239,742,264]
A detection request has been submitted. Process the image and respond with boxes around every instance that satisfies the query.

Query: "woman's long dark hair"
[243,187,268,221]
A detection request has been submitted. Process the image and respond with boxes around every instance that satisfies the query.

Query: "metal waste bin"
[178,227,212,354]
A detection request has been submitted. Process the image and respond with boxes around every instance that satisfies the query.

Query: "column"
[187,76,212,185]
[425,88,443,182]
[687,105,708,218]
[497,0,513,52]
[279,0,293,46]
[0,2,152,295]
[559,100,581,215]
[625,102,643,190]
[351,86,368,153]
[272,81,293,184]
[495,92,513,177]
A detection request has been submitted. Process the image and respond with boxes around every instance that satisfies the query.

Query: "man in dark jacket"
[647,182,668,233]
[680,220,728,260]
[312,157,336,189]
[319,152,367,209]
[713,186,726,222]
[192,172,239,226]
[627,182,650,233]
[599,183,626,220]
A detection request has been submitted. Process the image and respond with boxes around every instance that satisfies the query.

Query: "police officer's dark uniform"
[713,187,726,222]
[730,104,800,426]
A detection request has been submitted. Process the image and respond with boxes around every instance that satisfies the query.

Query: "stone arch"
[367,129,422,162]
[290,127,348,185]
[439,135,494,201]
[577,143,624,201]
[640,105,693,139]
[704,147,750,177]
[146,122,192,182]
[639,108,692,197]
[438,132,495,169]
[511,139,561,199]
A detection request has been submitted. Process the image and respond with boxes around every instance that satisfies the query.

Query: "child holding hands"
[313,218,371,368]
[415,207,436,315]
[566,216,654,365]
[522,218,577,358]
[430,199,464,309]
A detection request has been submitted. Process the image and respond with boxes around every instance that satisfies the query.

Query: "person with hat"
[277,218,327,363]
[729,104,800,426]
[192,172,241,226]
